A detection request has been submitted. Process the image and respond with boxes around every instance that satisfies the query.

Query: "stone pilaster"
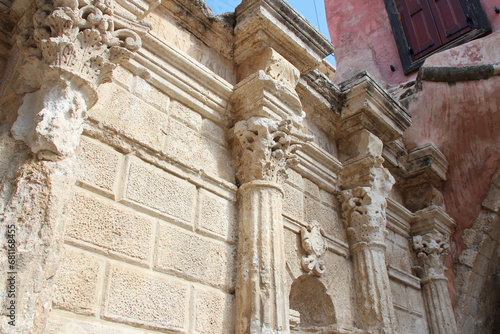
[338,73,411,333]
[232,2,333,332]
[1,1,152,332]
[340,169,396,333]
[411,207,457,334]
[232,116,310,333]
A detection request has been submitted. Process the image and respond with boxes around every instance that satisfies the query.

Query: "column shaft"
[236,181,287,334]
[352,245,395,331]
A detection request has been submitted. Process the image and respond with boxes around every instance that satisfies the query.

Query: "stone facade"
[0,0,477,333]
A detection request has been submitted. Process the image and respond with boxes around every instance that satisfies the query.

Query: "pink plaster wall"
[325,0,500,85]
[325,0,416,86]
[325,0,500,307]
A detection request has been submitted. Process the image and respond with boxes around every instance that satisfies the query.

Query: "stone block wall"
[45,61,238,333]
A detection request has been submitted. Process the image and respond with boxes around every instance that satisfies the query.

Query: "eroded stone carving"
[12,0,142,160]
[341,187,388,248]
[300,222,327,276]
[413,232,449,279]
[412,231,457,333]
[232,116,312,185]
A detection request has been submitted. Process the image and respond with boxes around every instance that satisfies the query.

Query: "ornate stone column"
[232,117,310,333]
[338,74,411,333]
[412,207,457,334]
[341,166,396,333]
[1,0,153,332]
[232,1,333,332]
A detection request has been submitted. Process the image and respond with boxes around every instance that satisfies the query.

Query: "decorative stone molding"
[12,0,145,160]
[413,232,449,281]
[115,0,160,20]
[234,0,334,73]
[339,72,412,144]
[341,187,389,250]
[300,222,327,276]
[232,116,311,185]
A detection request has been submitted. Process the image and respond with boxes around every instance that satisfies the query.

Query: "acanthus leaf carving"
[340,187,388,249]
[412,232,449,280]
[231,116,312,185]
[300,222,327,276]
[12,0,145,161]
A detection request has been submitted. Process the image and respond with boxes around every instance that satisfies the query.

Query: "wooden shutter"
[397,0,441,59]
[428,0,471,44]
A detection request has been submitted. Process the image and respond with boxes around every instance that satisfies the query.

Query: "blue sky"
[205,0,336,66]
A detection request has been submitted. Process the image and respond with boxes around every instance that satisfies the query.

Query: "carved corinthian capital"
[340,187,388,249]
[12,0,144,160]
[231,116,311,185]
[413,232,449,280]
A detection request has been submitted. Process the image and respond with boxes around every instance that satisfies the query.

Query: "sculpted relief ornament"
[340,187,388,248]
[301,222,327,276]
[11,0,145,160]
[413,232,449,280]
[232,116,312,185]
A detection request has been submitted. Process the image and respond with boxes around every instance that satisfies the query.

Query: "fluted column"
[232,117,310,333]
[413,231,457,334]
[341,177,396,333]
[1,1,151,332]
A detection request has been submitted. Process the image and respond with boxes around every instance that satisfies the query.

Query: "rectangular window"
[385,0,491,74]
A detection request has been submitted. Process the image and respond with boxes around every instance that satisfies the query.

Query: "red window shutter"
[428,0,471,43]
[397,0,442,59]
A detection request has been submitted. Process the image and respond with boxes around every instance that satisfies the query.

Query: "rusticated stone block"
[305,196,347,243]
[303,178,320,199]
[132,76,170,112]
[194,287,234,334]
[154,222,236,290]
[68,190,154,262]
[124,157,196,223]
[169,100,202,132]
[75,136,121,196]
[407,287,426,315]
[283,183,304,221]
[163,118,234,182]
[199,189,237,241]
[321,252,354,325]
[90,83,169,150]
[111,65,134,89]
[286,168,303,188]
[46,314,147,334]
[201,118,227,147]
[103,264,188,331]
[283,228,302,279]
[394,309,428,334]
[390,280,408,309]
[319,188,337,208]
[52,246,105,316]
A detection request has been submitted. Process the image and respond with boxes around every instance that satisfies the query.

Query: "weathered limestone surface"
[0,0,476,333]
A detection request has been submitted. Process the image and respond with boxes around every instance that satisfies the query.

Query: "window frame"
[384,0,491,74]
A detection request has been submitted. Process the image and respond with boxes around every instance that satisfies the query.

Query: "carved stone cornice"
[300,222,327,276]
[231,116,311,185]
[339,72,412,143]
[413,231,449,281]
[11,0,147,160]
[234,0,334,73]
[340,187,389,250]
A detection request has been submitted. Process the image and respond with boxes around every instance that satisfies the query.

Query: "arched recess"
[289,274,336,329]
